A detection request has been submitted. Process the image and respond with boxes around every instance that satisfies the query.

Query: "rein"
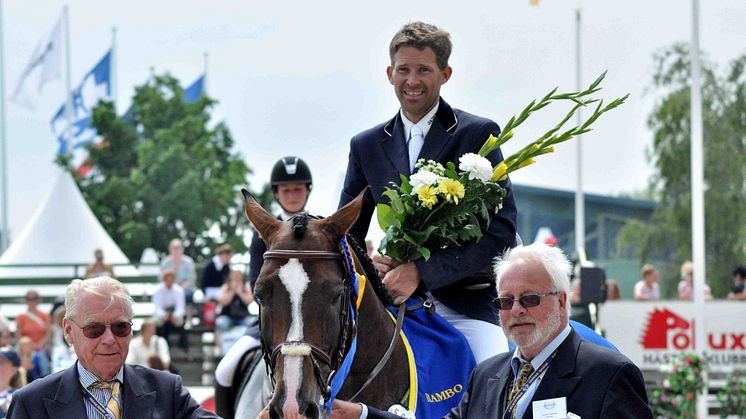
[261,241,406,408]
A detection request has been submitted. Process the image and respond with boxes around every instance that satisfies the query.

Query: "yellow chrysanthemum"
[491,162,508,182]
[438,178,465,204]
[415,185,439,209]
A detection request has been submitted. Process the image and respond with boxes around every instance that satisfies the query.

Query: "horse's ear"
[242,189,282,243]
[320,188,368,238]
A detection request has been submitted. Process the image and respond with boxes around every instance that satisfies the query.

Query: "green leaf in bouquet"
[399,174,412,194]
[445,162,458,178]
[382,188,405,214]
[418,246,431,261]
[376,203,395,231]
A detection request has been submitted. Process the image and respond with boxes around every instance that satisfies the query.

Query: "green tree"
[616,44,746,297]
[58,73,267,261]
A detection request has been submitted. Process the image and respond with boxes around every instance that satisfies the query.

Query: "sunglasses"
[492,291,560,311]
[68,318,132,339]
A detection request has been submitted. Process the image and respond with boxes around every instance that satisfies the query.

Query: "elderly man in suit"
[7,276,218,419]
[333,243,652,419]
[338,20,517,364]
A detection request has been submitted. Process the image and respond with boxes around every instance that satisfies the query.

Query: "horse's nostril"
[301,401,321,419]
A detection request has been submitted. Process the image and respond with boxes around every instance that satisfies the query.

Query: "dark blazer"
[7,363,219,419]
[445,329,652,419]
[200,259,229,292]
[367,330,651,419]
[338,98,517,324]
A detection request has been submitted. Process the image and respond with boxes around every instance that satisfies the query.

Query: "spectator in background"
[83,248,115,279]
[215,271,254,340]
[201,244,233,301]
[127,318,171,371]
[727,266,746,300]
[153,269,188,352]
[678,260,713,301]
[160,239,198,324]
[15,291,50,351]
[16,337,49,383]
[365,239,376,258]
[0,349,25,418]
[48,306,75,373]
[634,264,660,301]
[0,315,11,349]
[606,279,622,300]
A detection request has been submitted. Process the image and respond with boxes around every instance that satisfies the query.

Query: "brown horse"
[242,189,410,419]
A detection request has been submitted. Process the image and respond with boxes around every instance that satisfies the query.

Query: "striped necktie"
[506,361,534,418]
[92,380,122,419]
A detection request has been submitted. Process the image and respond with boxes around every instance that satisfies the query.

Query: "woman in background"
[127,318,171,371]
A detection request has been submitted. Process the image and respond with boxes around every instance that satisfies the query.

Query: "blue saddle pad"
[388,298,476,418]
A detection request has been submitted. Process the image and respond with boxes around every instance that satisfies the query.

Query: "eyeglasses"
[68,318,132,339]
[492,291,560,311]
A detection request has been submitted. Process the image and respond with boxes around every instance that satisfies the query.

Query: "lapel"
[523,330,583,419]
[485,356,512,418]
[381,114,410,176]
[418,98,457,167]
[42,365,88,419]
[122,364,157,418]
[381,98,459,175]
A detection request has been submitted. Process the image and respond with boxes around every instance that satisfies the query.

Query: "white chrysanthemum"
[409,170,439,190]
[458,153,493,182]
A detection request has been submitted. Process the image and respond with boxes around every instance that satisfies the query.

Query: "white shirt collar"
[400,101,439,142]
[511,324,572,372]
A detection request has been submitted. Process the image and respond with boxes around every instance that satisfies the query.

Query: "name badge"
[531,396,567,418]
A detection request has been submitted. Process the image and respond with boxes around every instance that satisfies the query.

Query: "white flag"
[10,13,64,109]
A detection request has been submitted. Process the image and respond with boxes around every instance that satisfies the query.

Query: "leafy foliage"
[57,73,265,260]
[648,353,706,419]
[615,44,746,297]
[717,372,746,417]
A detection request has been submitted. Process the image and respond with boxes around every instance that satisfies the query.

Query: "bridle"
[261,248,352,402]
[260,245,406,406]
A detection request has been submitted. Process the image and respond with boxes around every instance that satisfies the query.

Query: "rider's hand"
[329,400,363,419]
[382,263,421,305]
[372,254,399,279]
[256,405,269,419]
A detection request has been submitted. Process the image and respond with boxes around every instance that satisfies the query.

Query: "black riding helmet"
[270,156,313,188]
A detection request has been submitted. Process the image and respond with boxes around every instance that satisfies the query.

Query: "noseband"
[261,248,351,401]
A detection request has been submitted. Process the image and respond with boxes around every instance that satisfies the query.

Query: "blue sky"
[3,0,745,248]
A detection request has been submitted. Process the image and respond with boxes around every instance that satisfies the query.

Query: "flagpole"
[203,51,209,97]
[690,0,707,416]
[574,7,585,258]
[111,27,117,113]
[0,0,9,252]
[63,5,73,158]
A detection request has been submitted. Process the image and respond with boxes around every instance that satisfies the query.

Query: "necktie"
[408,124,425,173]
[506,361,534,418]
[92,380,122,419]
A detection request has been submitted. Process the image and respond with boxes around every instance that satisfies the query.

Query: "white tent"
[0,170,139,278]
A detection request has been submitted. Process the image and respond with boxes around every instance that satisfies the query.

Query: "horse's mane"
[287,212,393,307]
[345,234,394,307]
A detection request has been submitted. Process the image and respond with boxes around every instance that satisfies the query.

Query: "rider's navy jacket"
[338,98,517,325]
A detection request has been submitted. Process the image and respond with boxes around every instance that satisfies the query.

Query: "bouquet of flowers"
[377,72,628,262]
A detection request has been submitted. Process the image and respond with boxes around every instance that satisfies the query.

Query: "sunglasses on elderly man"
[492,291,560,311]
[68,318,132,339]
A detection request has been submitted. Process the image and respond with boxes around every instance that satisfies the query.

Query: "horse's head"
[242,189,365,419]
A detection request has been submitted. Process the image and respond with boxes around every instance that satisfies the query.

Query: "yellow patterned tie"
[506,361,534,418]
[93,380,122,419]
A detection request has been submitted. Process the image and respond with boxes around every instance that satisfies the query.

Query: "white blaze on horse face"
[279,258,311,416]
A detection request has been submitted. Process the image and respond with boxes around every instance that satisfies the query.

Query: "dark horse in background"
[241,189,409,419]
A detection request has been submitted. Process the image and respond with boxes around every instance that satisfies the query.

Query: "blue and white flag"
[10,13,64,109]
[184,74,205,103]
[51,50,112,156]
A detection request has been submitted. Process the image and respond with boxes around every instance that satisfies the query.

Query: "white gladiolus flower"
[458,153,493,182]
